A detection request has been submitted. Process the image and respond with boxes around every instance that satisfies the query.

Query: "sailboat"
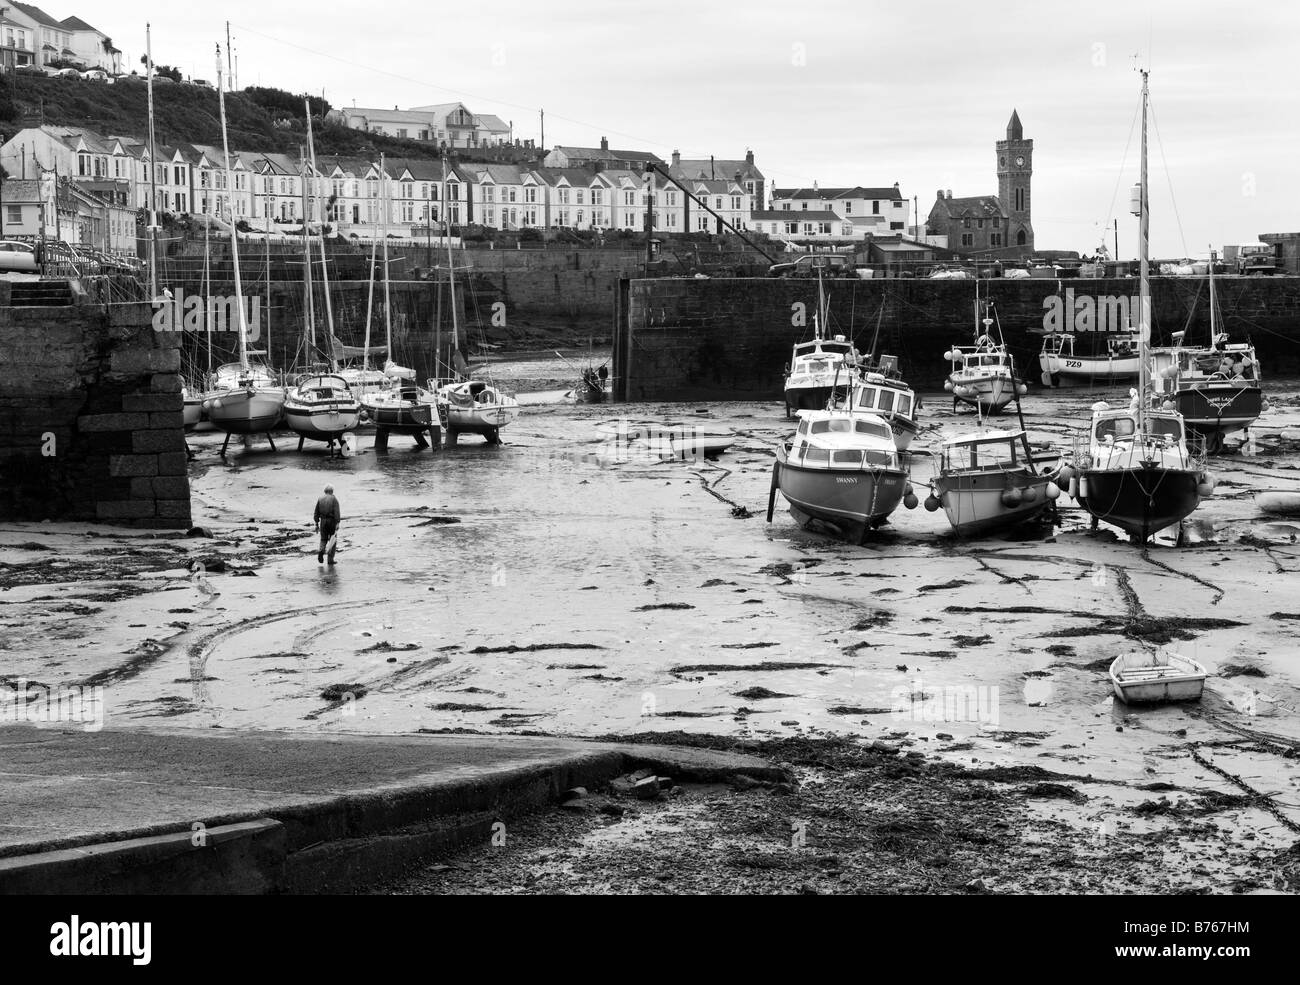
[358,155,438,448]
[202,44,285,452]
[1148,250,1263,453]
[284,120,360,454]
[782,262,854,418]
[767,369,915,544]
[944,282,1025,415]
[1068,69,1212,544]
[432,154,519,445]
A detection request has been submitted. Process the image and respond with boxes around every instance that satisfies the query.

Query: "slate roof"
[750,209,843,222]
[930,195,1005,219]
[774,185,903,201]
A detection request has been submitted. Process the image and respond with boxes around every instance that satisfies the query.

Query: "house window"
[483,186,494,202]
[1015,188,1024,211]
[448,183,459,201]
[991,233,1002,246]
[665,191,675,206]
[894,200,905,209]
[785,221,798,234]
[782,203,791,210]
[577,209,584,225]
[977,218,984,229]
[993,217,1000,228]
[485,207,496,225]
[575,189,585,205]
[5,205,21,225]
[800,202,807,211]
[1017,230,1027,246]
[397,129,407,139]
[961,233,974,247]
[873,201,881,215]
[731,196,741,210]
[844,202,852,214]
[624,191,635,206]
[818,222,831,235]
[591,190,601,205]
[525,187,537,204]
[558,188,570,205]
[558,209,569,226]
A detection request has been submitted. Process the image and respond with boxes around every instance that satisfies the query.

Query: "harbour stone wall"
[0,282,191,528]
[619,275,1300,401]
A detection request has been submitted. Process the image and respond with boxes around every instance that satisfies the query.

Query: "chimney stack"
[600,136,608,152]
[946,189,952,199]
[671,149,680,168]
[937,189,944,200]
[745,149,754,165]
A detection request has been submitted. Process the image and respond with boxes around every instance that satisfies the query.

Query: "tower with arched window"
[996,110,1034,253]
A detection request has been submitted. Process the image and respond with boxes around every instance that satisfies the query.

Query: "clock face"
[1015,155,1025,167]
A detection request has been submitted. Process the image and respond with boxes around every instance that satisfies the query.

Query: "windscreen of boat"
[1095,416,1136,442]
[799,359,830,374]
[811,419,852,435]
[804,447,829,463]
[895,394,912,417]
[1149,415,1183,442]
[853,419,891,440]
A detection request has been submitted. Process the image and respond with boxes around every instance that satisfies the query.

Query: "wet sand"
[3,374,1299,892]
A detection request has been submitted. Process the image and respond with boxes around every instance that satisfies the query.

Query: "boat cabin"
[941,430,1026,472]
[1150,342,1258,385]
[950,346,1013,371]
[1091,410,1186,447]
[791,415,898,467]
[296,374,353,400]
[790,335,854,373]
[849,374,916,420]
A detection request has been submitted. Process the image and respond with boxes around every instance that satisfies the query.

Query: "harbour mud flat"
[3,376,1300,893]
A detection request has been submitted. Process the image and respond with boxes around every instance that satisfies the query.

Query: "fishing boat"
[944,286,1025,415]
[1039,330,1141,387]
[926,428,1061,537]
[767,382,914,544]
[182,385,202,431]
[1109,649,1207,704]
[843,354,920,452]
[571,365,607,404]
[1068,69,1211,544]
[1149,253,1263,453]
[782,262,854,418]
[284,374,360,453]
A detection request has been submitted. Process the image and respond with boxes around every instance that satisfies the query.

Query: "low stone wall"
[0,287,191,528]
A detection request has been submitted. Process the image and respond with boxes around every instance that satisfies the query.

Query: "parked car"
[0,241,39,272]
[55,67,81,79]
[15,64,45,76]
[81,69,108,82]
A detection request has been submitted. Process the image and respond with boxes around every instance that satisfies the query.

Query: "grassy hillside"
[0,72,535,165]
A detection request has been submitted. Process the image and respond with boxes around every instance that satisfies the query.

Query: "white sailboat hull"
[205,388,286,434]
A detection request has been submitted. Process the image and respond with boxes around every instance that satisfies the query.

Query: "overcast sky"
[99,0,1297,257]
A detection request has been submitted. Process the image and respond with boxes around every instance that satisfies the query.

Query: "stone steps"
[10,281,75,307]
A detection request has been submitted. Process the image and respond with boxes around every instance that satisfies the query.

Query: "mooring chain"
[1188,743,1300,835]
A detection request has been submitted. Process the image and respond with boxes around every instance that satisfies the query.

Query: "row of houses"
[0,3,119,73]
[1,124,918,251]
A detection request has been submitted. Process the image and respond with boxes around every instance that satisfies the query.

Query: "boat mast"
[1137,68,1150,436]
[300,150,317,368]
[203,218,212,384]
[145,24,158,300]
[215,45,248,372]
[304,101,336,365]
[443,151,458,379]
[1207,246,1218,344]
[381,153,393,366]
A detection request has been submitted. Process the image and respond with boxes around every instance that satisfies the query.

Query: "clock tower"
[996,109,1034,253]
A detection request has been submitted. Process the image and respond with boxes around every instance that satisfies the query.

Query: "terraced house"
[2,3,119,72]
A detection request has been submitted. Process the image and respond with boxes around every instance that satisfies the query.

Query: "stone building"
[926,110,1034,258]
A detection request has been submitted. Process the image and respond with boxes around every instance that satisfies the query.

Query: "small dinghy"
[1255,489,1300,517]
[1109,649,1207,704]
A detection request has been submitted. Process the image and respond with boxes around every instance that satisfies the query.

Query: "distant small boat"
[928,428,1061,537]
[1255,489,1300,516]
[285,373,361,450]
[1109,650,1207,704]
[606,422,735,460]
[1039,331,1141,387]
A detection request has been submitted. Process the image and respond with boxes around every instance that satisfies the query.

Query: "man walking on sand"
[314,485,341,565]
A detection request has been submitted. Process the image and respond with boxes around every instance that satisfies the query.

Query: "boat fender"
[1078,476,1089,499]
[1045,481,1061,500]
[1162,400,1174,410]
[1017,383,1029,396]
[943,350,954,361]
[1022,485,1039,503]
[903,493,919,510]
[1068,477,1078,499]
[943,380,954,392]
[1057,464,1074,484]
[1001,487,1023,507]
[903,482,914,497]
[1197,480,1214,498]
[924,495,940,512]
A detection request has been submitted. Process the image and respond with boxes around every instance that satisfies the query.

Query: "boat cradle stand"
[220,431,277,456]
[373,424,441,452]
[296,435,350,459]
